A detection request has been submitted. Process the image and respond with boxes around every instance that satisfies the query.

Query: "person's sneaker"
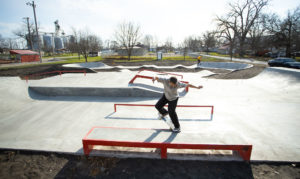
[164,116,175,130]
[172,127,181,133]
[158,113,167,120]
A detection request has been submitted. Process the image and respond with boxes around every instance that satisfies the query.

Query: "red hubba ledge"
[82,126,252,161]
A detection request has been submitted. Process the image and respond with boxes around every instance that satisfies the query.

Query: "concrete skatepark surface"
[0,65,299,162]
[63,61,253,71]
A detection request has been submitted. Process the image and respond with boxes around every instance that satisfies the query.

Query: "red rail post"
[84,70,86,76]
[161,147,167,159]
[237,146,252,161]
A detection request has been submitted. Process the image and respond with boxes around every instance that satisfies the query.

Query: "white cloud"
[0,22,20,37]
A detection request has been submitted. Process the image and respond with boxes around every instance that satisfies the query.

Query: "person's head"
[169,76,178,87]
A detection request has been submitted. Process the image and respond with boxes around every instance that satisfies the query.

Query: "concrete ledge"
[28,86,162,97]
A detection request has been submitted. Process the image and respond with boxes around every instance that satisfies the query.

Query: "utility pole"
[23,17,33,50]
[26,1,42,63]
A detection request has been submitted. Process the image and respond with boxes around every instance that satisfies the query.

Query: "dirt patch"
[206,65,266,79]
[0,150,299,179]
[0,64,95,80]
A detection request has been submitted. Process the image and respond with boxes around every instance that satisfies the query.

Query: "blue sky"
[0,0,299,44]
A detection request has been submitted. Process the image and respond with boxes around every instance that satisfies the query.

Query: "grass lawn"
[208,52,231,57]
[0,56,103,70]
[43,53,76,58]
[0,55,221,70]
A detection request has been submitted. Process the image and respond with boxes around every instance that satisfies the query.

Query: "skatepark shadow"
[144,129,178,143]
[28,89,156,102]
[105,112,212,121]
[129,83,164,92]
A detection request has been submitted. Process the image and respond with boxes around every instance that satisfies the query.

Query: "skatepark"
[0,62,299,162]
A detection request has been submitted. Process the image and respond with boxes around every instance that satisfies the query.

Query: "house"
[9,50,40,63]
[217,44,231,54]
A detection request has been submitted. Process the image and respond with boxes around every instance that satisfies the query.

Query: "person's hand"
[197,85,203,89]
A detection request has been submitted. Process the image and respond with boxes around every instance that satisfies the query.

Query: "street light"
[26,1,42,63]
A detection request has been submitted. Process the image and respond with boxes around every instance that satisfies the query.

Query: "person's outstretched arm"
[152,76,159,83]
[153,76,165,83]
[187,84,203,89]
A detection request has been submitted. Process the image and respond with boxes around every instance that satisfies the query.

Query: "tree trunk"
[85,53,88,62]
[286,24,292,57]
[239,40,244,57]
[128,49,131,61]
[230,45,233,61]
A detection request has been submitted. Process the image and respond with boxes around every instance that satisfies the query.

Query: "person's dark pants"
[155,94,180,128]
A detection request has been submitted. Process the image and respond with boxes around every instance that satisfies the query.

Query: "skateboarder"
[152,76,203,132]
[197,55,202,65]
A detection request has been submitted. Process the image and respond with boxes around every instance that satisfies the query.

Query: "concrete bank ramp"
[249,67,300,91]
[253,67,300,82]
[29,86,162,98]
[198,62,252,70]
[63,62,108,69]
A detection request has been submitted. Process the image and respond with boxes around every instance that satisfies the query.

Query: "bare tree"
[143,34,153,52]
[248,14,267,55]
[69,28,81,59]
[114,21,141,60]
[0,34,9,50]
[181,39,189,60]
[164,37,174,52]
[68,28,102,62]
[202,31,217,54]
[264,6,300,57]
[78,30,102,62]
[13,18,38,50]
[216,0,269,57]
[184,36,202,52]
[216,15,238,60]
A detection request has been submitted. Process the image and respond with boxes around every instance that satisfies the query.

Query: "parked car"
[291,52,300,59]
[265,52,279,58]
[285,62,300,69]
[268,58,295,67]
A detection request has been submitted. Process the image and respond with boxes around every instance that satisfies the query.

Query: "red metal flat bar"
[138,69,183,79]
[82,126,252,161]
